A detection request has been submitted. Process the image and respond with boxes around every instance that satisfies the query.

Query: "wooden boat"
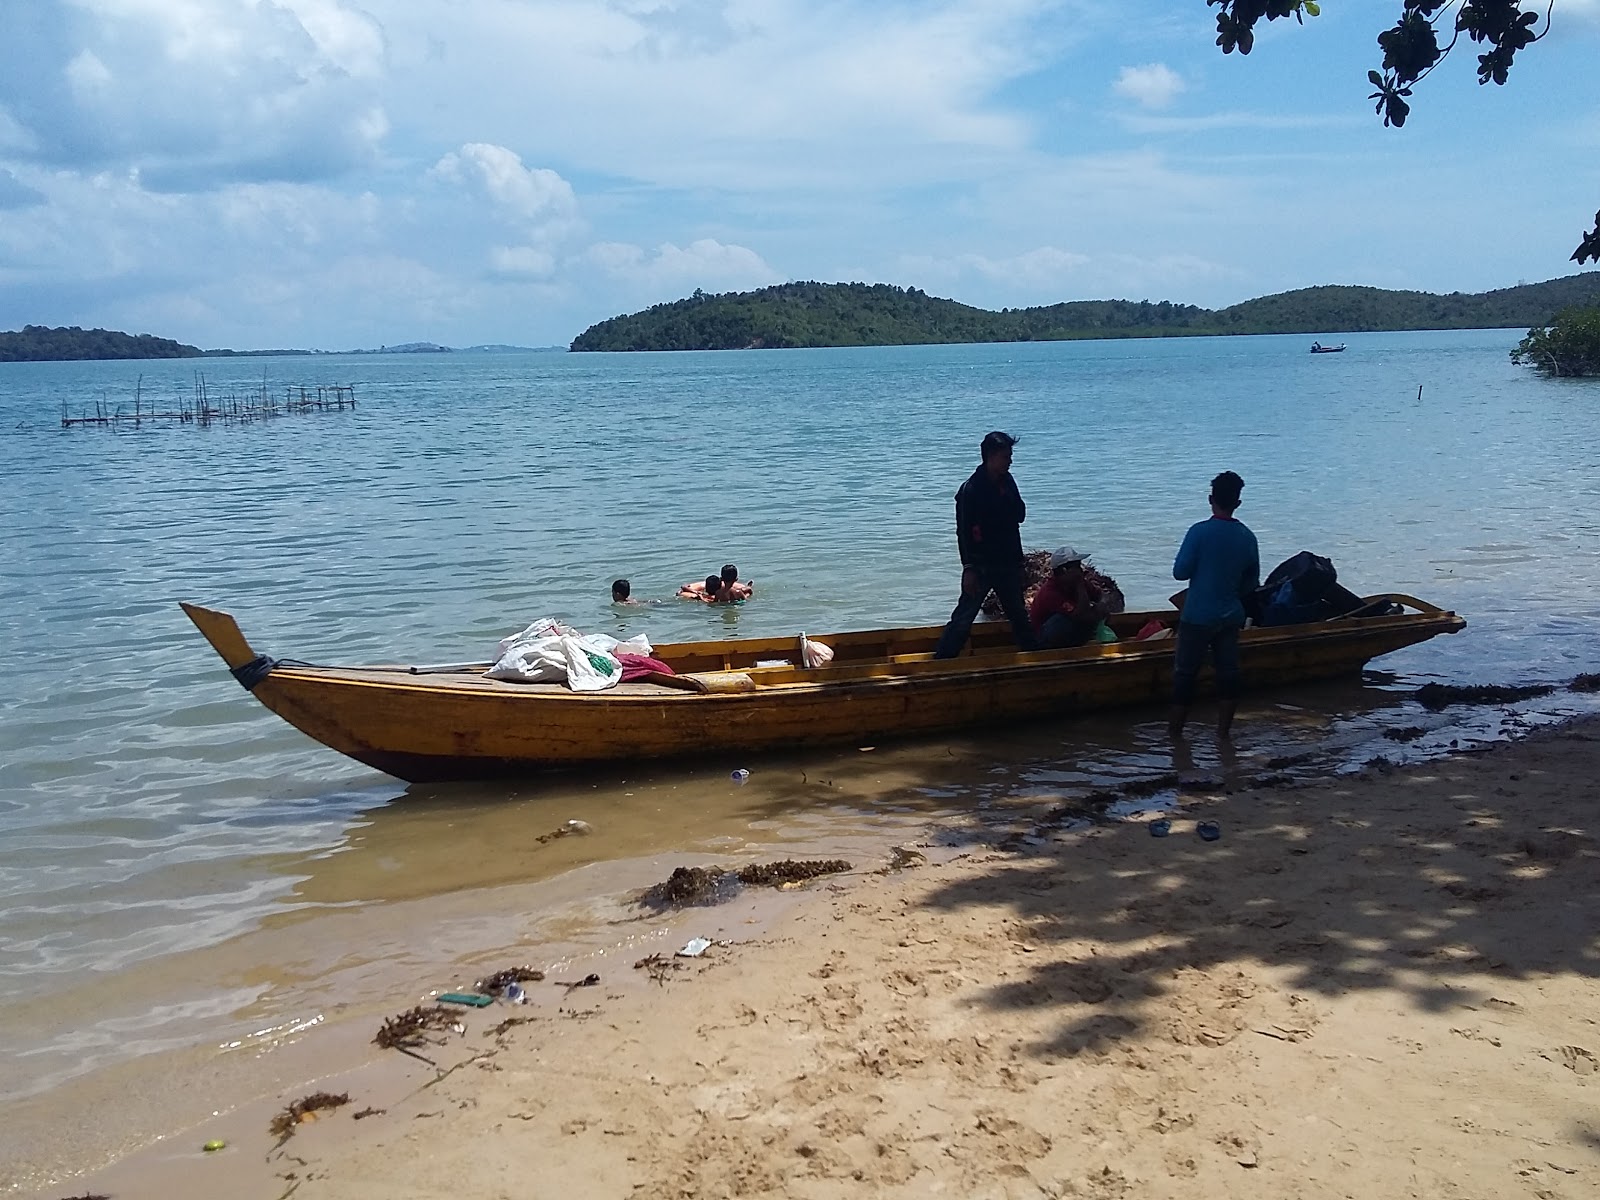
[181,596,1464,783]
[1310,342,1347,353]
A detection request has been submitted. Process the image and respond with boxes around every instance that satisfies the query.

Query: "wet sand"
[25,713,1600,1200]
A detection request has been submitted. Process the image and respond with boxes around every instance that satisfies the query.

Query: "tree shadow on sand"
[915,724,1600,1061]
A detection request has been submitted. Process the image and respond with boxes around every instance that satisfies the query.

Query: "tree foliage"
[1510,306,1600,377]
[1207,1,1598,265]
[569,274,1600,352]
[0,325,203,362]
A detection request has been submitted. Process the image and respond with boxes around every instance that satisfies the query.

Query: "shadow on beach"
[914,717,1600,1060]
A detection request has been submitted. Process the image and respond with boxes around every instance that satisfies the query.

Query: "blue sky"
[0,1,1596,349]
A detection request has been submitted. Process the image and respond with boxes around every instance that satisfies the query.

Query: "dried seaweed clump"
[56,1194,110,1200]
[1414,682,1554,711]
[269,1091,350,1144]
[735,859,851,887]
[641,865,735,908]
[475,965,546,994]
[1571,673,1600,693]
[1383,725,1427,743]
[373,1004,456,1050]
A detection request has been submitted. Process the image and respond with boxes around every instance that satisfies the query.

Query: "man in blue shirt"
[933,431,1039,658]
[1169,470,1259,740]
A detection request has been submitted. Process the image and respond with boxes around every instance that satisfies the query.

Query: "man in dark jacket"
[933,431,1039,658]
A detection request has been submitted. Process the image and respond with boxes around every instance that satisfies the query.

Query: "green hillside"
[0,325,203,362]
[569,273,1600,352]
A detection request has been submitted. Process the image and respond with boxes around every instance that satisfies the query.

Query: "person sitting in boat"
[1028,546,1115,648]
[611,579,660,607]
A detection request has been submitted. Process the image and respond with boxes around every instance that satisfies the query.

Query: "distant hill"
[1,325,202,362]
[568,273,1600,352]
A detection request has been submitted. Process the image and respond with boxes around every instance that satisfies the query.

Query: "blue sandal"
[1197,820,1222,842]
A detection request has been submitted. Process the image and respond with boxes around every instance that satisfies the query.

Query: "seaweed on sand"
[640,865,736,908]
[1414,682,1554,711]
[734,859,851,886]
[373,1004,457,1051]
[269,1092,351,1144]
[1383,725,1427,742]
[474,965,546,994]
[640,859,852,908]
[56,1194,111,1200]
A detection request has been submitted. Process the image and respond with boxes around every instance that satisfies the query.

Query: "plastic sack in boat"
[1091,621,1118,644]
[495,617,576,657]
[584,632,653,658]
[799,633,835,669]
[562,635,622,692]
[486,633,568,683]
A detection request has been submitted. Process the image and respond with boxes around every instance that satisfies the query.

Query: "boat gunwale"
[253,598,1464,703]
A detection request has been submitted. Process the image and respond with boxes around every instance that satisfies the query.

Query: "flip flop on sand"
[1197,820,1222,842]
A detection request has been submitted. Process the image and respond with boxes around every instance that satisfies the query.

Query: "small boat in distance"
[1310,341,1347,353]
[181,596,1465,782]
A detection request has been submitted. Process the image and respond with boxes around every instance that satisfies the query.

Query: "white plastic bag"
[486,635,568,682]
[488,617,580,682]
[583,632,654,657]
[495,617,575,657]
[562,635,622,692]
[799,633,835,669]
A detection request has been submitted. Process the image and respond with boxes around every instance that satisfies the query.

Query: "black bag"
[1254,551,1367,626]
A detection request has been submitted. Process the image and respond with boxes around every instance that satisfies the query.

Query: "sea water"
[2,330,1599,1133]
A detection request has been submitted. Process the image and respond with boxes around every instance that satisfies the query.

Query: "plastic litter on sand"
[677,937,714,958]
[1148,818,1172,838]
[730,769,751,783]
[1197,821,1222,842]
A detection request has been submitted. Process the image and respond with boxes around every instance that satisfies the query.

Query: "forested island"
[569,273,1600,352]
[0,325,203,362]
[1,327,549,362]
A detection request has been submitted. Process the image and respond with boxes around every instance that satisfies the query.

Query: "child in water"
[611,579,660,607]
[678,564,754,602]
[677,575,742,605]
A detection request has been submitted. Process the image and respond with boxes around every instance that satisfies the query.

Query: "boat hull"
[181,598,1464,782]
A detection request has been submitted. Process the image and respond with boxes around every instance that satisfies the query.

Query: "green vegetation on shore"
[1511,306,1600,378]
[1,325,202,362]
[569,273,1600,352]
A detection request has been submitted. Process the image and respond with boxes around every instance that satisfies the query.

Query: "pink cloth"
[617,652,675,682]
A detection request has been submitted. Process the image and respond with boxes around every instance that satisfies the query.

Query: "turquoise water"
[2,331,1599,1109]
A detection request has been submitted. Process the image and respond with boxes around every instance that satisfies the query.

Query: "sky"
[0,0,1596,350]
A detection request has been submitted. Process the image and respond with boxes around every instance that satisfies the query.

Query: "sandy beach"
[28,714,1600,1200]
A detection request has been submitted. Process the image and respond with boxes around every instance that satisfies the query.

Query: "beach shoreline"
[20,713,1600,1200]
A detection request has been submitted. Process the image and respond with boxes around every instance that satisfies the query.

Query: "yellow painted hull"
[181,598,1464,782]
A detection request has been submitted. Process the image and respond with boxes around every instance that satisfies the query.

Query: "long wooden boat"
[181,596,1463,782]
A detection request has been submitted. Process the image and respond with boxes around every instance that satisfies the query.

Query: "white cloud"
[430,144,576,224]
[585,237,781,292]
[1113,62,1184,110]
[489,245,556,278]
[0,0,389,185]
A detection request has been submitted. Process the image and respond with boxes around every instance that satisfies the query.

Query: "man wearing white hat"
[1028,546,1114,648]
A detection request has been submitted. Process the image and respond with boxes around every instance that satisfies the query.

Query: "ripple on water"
[1,335,1599,1108]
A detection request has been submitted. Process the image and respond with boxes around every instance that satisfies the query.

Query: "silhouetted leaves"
[1207,2,1593,261]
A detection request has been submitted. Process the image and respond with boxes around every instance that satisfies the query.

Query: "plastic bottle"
[731,769,751,783]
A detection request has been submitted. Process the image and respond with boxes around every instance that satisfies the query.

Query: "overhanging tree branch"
[1206,1,1595,264]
